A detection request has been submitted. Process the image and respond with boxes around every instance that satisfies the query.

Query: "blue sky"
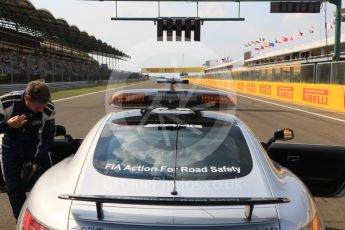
[29,0,342,71]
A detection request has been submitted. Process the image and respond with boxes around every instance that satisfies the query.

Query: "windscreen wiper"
[59,194,290,222]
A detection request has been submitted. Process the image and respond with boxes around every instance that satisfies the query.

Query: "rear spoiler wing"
[59,194,290,222]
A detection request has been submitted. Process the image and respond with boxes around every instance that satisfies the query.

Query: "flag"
[309,26,315,33]
[299,31,304,36]
[326,23,334,30]
[269,42,275,47]
[283,37,289,42]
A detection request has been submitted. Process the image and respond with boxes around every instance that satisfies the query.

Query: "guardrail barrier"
[187,78,345,112]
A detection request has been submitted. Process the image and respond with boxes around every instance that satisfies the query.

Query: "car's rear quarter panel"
[238,119,320,229]
[16,116,109,230]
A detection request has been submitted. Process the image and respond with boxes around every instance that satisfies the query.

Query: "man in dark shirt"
[0,80,55,219]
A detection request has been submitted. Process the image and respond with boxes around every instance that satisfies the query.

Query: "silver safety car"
[7,80,345,230]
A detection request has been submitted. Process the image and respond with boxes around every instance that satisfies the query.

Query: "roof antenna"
[171,124,179,195]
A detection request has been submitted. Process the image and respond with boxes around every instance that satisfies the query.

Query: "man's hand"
[6,115,27,128]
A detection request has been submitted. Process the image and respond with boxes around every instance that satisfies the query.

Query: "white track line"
[201,85,345,124]
[52,82,345,124]
[53,81,147,103]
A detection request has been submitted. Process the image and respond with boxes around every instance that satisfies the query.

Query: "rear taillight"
[21,209,48,230]
[300,213,323,230]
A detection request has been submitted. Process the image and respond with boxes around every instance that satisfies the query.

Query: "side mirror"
[55,125,67,137]
[274,128,294,141]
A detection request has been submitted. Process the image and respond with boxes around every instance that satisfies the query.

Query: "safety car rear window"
[93,116,253,180]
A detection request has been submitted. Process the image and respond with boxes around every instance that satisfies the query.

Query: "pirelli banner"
[187,78,345,112]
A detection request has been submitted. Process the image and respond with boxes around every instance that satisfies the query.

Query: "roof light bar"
[108,89,236,110]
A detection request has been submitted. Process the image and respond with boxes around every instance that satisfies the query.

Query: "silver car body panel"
[238,120,319,230]
[16,115,111,230]
[70,111,279,228]
[14,111,323,229]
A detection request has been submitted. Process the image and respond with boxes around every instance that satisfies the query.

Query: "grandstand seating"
[0,0,139,84]
[0,46,116,83]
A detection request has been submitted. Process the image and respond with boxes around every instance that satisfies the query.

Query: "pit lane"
[1,80,344,229]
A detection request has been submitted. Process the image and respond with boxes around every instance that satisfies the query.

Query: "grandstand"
[244,35,345,67]
[0,0,139,84]
[204,60,244,74]
[202,35,345,85]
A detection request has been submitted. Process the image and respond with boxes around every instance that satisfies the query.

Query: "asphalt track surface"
[1,80,345,229]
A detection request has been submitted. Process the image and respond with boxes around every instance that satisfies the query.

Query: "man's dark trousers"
[2,138,51,219]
